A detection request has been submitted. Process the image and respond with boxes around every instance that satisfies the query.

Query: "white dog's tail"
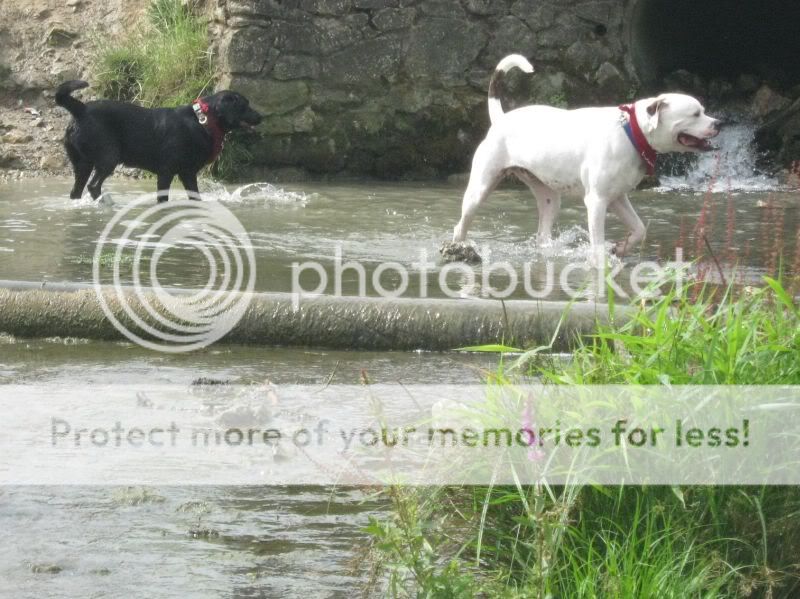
[487,54,534,125]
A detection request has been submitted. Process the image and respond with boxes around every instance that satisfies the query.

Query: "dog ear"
[646,96,668,128]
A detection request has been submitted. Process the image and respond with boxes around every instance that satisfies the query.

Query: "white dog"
[450,54,720,262]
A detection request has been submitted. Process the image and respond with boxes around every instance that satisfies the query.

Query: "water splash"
[489,225,622,265]
[64,191,117,210]
[200,180,311,205]
[657,119,781,193]
[62,181,311,209]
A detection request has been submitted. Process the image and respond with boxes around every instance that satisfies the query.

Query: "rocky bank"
[0,0,149,179]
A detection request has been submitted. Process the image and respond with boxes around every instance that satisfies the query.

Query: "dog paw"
[611,241,629,258]
[439,241,482,265]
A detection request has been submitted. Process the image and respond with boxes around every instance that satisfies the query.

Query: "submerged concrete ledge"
[0,280,630,351]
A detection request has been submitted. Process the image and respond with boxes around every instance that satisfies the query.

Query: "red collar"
[193,98,225,163]
[619,103,657,175]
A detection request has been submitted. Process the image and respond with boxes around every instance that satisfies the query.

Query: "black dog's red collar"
[192,98,225,163]
[619,103,657,176]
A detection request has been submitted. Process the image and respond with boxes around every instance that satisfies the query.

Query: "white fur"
[454,55,720,262]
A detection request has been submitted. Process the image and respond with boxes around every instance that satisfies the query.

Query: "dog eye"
[694,110,701,117]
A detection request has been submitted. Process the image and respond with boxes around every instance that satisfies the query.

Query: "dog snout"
[245,108,262,125]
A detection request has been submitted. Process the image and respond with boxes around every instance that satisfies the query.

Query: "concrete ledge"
[0,280,629,351]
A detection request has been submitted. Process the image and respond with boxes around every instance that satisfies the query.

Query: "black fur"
[55,80,262,201]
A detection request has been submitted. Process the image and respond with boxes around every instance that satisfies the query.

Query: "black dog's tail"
[55,80,90,118]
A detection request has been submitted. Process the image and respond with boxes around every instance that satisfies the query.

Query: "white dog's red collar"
[619,103,657,175]
[192,98,225,163]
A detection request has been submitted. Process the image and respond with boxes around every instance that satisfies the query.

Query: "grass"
[210,135,255,181]
[366,276,800,597]
[366,171,800,596]
[94,0,214,108]
[532,277,800,386]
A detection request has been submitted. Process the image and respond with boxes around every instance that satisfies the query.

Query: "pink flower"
[522,393,545,462]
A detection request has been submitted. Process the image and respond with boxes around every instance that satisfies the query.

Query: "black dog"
[55,81,262,201]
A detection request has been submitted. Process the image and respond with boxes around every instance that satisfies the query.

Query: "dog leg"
[178,172,200,201]
[65,143,92,199]
[515,171,561,244]
[70,162,93,200]
[609,195,646,258]
[584,192,609,266]
[86,164,115,200]
[535,193,561,243]
[453,142,502,242]
[156,173,174,203]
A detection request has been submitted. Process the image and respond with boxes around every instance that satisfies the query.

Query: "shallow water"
[0,334,497,385]
[1,485,382,598]
[0,177,797,302]
[0,339,497,596]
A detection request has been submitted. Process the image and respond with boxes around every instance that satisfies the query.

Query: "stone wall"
[212,0,633,179]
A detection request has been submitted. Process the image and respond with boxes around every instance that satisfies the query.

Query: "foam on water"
[657,119,782,193]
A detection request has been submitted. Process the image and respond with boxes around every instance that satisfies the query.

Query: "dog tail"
[55,80,90,118]
[487,54,534,126]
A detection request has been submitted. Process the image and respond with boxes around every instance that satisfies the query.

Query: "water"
[0,340,497,596]
[1,177,797,302]
[1,485,382,598]
[1,172,797,596]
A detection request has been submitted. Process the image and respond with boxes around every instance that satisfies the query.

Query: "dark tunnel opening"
[631,0,800,91]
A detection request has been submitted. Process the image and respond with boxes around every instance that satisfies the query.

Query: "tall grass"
[94,0,214,107]
[533,278,799,386]
[210,137,254,181]
[366,278,800,597]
